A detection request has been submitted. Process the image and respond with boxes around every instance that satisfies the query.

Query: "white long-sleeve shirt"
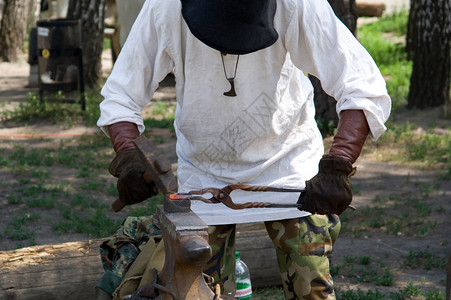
[98,0,391,225]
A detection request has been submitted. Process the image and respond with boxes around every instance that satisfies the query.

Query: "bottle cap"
[235,251,240,259]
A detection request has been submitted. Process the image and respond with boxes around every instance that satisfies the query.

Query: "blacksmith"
[97,0,391,298]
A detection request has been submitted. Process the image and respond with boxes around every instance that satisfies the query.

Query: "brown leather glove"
[108,121,140,153]
[108,122,158,206]
[298,110,370,215]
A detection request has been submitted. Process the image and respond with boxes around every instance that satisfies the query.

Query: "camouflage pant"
[98,215,162,295]
[204,214,341,300]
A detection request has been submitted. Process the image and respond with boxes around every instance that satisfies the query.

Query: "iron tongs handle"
[170,184,306,210]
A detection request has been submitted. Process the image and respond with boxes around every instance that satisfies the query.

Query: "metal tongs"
[169,183,305,210]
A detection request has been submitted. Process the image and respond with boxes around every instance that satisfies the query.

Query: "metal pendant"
[224,78,237,97]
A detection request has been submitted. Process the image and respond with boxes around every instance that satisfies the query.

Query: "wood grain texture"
[0,225,281,299]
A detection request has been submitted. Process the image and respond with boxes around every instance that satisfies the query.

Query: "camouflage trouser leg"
[265,215,341,300]
[200,215,340,299]
[203,224,237,296]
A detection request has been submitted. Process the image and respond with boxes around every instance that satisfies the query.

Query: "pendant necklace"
[220,52,240,97]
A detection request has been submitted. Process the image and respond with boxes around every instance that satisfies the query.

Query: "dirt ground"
[1,43,450,298]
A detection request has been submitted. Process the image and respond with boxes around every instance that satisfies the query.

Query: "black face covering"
[181,0,279,55]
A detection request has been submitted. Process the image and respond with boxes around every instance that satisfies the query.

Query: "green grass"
[358,10,411,110]
[0,95,162,240]
[127,194,165,217]
[151,101,174,117]
[143,117,175,130]
[1,135,124,246]
[26,196,57,209]
[0,90,103,128]
[254,281,446,300]
[69,193,109,210]
[404,248,447,270]
[361,11,408,37]
[252,286,285,300]
[333,255,395,287]
[53,205,122,238]
[10,145,54,167]
[103,36,111,50]
[4,212,40,245]
[143,100,176,130]
[1,132,167,246]
[366,123,451,170]
[337,283,445,300]
[341,183,440,238]
[0,89,176,132]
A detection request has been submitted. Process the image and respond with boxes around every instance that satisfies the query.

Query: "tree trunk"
[0,0,36,62]
[26,0,37,33]
[67,0,107,87]
[329,0,358,34]
[407,0,451,109]
[405,0,419,59]
[309,0,358,136]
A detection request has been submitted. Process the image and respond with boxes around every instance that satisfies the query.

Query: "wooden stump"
[356,2,386,17]
[0,224,281,299]
[0,240,104,300]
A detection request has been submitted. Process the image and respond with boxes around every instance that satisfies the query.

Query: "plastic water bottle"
[235,251,252,299]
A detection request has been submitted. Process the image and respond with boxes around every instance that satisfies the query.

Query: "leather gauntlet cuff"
[108,122,140,154]
[328,110,370,163]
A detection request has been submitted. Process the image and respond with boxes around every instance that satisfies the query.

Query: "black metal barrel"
[36,19,85,109]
